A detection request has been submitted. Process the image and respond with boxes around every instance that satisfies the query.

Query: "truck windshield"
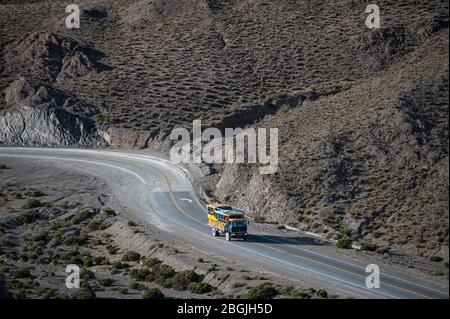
[231,221,246,227]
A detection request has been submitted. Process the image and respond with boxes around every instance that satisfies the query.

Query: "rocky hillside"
[0,0,448,257]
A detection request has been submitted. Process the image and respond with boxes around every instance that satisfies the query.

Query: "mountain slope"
[0,0,448,258]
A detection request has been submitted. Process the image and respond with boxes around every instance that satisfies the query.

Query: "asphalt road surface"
[1,147,448,299]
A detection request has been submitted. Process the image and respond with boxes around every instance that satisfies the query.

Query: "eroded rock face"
[0,105,101,146]
[1,30,111,146]
[0,77,103,146]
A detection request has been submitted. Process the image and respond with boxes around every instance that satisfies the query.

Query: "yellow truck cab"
[207,204,248,241]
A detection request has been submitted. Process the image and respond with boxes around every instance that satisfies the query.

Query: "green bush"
[122,251,141,262]
[25,190,45,198]
[80,268,96,280]
[130,282,147,291]
[72,209,95,224]
[245,283,278,299]
[315,289,328,299]
[142,288,164,299]
[430,256,443,262]
[58,201,70,209]
[39,287,57,299]
[106,244,119,255]
[99,278,113,287]
[117,287,128,294]
[74,287,96,299]
[112,261,128,270]
[128,220,138,227]
[11,268,31,279]
[63,235,89,246]
[0,239,13,248]
[64,250,82,264]
[188,282,214,294]
[291,289,313,299]
[208,264,217,272]
[88,220,103,231]
[154,264,176,286]
[32,231,48,242]
[93,256,108,265]
[253,214,265,223]
[336,237,352,249]
[103,207,116,216]
[170,270,200,291]
[376,246,391,254]
[143,257,162,268]
[362,243,378,252]
[23,199,43,209]
[129,268,153,282]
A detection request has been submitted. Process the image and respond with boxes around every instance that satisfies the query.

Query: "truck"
[207,204,248,241]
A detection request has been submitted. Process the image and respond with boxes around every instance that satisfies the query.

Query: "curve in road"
[0,148,448,299]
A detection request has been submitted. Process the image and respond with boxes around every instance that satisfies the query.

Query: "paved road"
[0,147,448,299]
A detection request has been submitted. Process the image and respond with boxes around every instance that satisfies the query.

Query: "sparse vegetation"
[362,243,378,252]
[253,214,265,224]
[18,211,41,224]
[336,237,353,249]
[25,190,45,198]
[376,247,391,255]
[130,282,146,291]
[143,257,162,268]
[122,251,141,262]
[245,283,278,299]
[23,199,43,209]
[103,207,116,216]
[106,244,119,255]
[128,220,138,227]
[80,268,96,280]
[188,282,214,294]
[99,278,113,287]
[129,268,153,282]
[11,267,31,279]
[170,270,200,291]
[142,288,164,299]
[74,287,96,299]
[153,264,176,286]
[430,256,444,263]
[72,209,95,224]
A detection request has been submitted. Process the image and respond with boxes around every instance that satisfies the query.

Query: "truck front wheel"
[212,228,218,237]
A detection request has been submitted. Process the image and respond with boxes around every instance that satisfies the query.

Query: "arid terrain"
[1,158,337,299]
[0,0,448,299]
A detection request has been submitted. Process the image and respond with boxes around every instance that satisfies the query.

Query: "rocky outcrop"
[3,31,111,83]
[0,30,112,146]
[99,127,171,151]
[0,105,102,146]
[0,77,104,146]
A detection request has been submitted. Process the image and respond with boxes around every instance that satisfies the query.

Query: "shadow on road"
[243,234,324,246]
